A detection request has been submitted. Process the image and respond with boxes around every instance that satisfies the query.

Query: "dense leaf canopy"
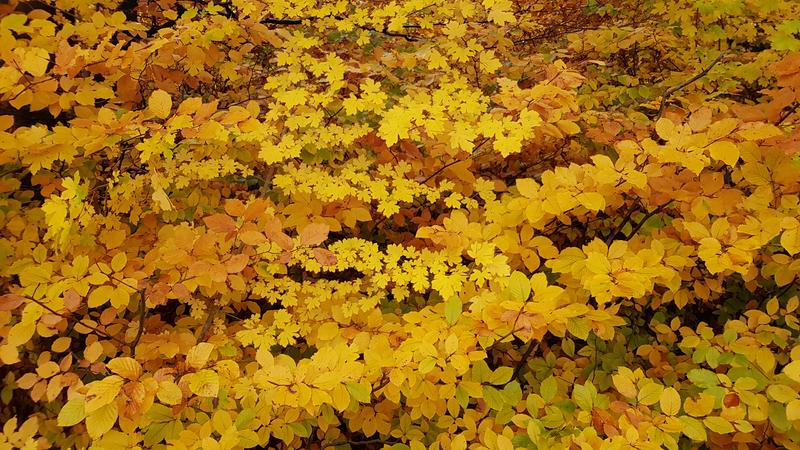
[1,0,800,449]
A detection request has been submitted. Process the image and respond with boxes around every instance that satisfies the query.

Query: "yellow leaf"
[637,382,663,406]
[781,228,800,256]
[787,399,800,421]
[737,123,783,141]
[157,381,183,405]
[88,285,115,308]
[7,320,35,346]
[703,416,734,434]
[680,416,707,441]
[585,252,611,274]
[20,47,50,77]
[495,435,514,450]
[684,393,715,417]
[577,192,606,212]
[148,89,172,119]
[110,253,127,273]
[660,387,681,416]
[86,402,118,439]
[86,375,124,413]
[186,343,214,370]
[317,322,339,341]
[556,120,580,135]
[0,344,19,364]
[106,357,142,380]
[110,287,129,309]
[783,360,800,383]
[707,140,739,166]
[84,341,104,362]
[612,372,638,398]
[188,369,219,397]
[57,397,86,427]
[152,186,173,211]
[655,118,675,140]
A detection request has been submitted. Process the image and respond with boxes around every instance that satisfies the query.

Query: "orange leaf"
[203,214,236,233]
[224,199,246,217]
[266,230,294,251]
[225,254,248,273]
[239,230,267,245]
[300,223,330,247]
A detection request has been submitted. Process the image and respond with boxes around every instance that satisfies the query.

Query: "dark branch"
[656,52,726,120]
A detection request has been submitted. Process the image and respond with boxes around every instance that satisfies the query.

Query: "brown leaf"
[723,393,740,408]
[313,248,338,266]
[0,294,24,311]
[171,283,191,300]
[203,214,237,233]
[63,290,81,311]
[299,223,330,247]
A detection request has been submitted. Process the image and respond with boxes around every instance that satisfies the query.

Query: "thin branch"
[129,291,147,356]
[655,52,726,120]
[776,102,799,126]
[25,296,128,346]
[322,438,397,449]
[198,305,219,342]
[604,200,639,245]
[513,340,540,384]
[625,201,672,240]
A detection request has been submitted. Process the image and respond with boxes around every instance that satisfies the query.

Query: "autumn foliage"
[2,0,800,449]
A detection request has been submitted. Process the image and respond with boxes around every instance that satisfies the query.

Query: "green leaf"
[502,381,523,407]
[540,376,557,403]
[687,369,719,389]
[572,383,594,411]
[703,416,734,434]
[444,296,462,325]
[483,385,505,410]
[145,404,174,423]
[346,382,371,403]
[680,416,707,441]
[238,429,260,448]
[235,408,257,430]
[490,366,514,385]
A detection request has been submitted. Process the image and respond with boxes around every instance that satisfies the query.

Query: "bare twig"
[625,201,672,240]
[129,291,147,356]
[655,52,726,120]
[513,340,540,384]
[605,200,639,245]
[776,102,799,126]
[25,296,128,346]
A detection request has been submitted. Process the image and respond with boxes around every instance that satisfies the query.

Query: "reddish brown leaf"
[724,393,740,408]
[0,294,24,311]
[278,251,293,264]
